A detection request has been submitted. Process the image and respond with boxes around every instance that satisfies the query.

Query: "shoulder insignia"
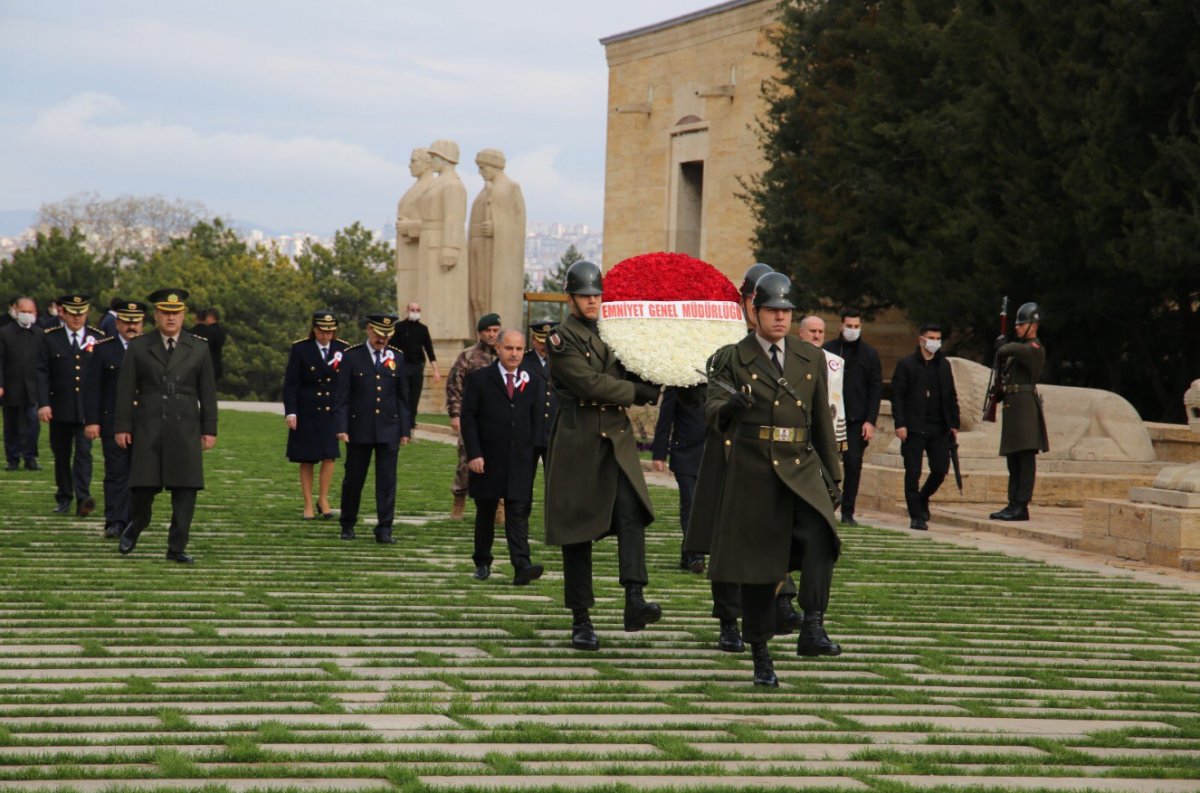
[345,342,365,351]
[548,331,563,351]
[87,326,104,334]
[1031,341,1040,349]
[188,332,208,342]
[44,326,57,334]
[293,337,308,345]
[334,338,349,346]
[93,336,116,346]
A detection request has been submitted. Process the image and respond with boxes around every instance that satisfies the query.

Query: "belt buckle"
[773,426,793,442]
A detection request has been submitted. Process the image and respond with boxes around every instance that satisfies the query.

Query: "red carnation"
[604,252,740,302]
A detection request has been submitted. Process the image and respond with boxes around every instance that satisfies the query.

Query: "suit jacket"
[37,325,108,423]
[84,336,130,437]
[651,385,705,477]
[522,348,556,448]
[114,331,218,489]
[282,337,348,461]
[823,337,882,424]
[891,349,960,435]
[460,363,544,501]
[333,343,411,448]
[0,322,42,407]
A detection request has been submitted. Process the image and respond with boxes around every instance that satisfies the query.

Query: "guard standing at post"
[544,260,662,652]
[989,302,1049,522]
[699,273,844,687]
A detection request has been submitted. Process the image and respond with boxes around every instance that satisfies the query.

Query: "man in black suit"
[0,296,43,471]
[824,308,882,526]
[37,293,107,516]
[84,301,146,539]
[461,328,546,585]
[651,385,706,573]
[394,301,441,421]
[522,320,557,473]
[333,314,412,544]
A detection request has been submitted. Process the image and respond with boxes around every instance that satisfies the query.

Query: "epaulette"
[87,326,104,335]
[44,326,59,334]
[93,336,116,346]
[387,343,404,353]
[292,337,309,345]
[187,332,208,342]
[334,338,349,346]
[345,342,365,351]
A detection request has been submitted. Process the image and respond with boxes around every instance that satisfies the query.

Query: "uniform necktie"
[321,347,330,361]
[506,372,515,399]
[167,337,175,356]
[375,350,382,370]
[71,332,80,352]
[769,343,783,374]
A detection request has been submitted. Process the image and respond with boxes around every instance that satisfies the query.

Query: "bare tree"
[37,192,210,266]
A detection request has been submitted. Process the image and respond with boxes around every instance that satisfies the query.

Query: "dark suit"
[651,386,706,567]
[460,362,544,572]
[0,322,42,465]
[333,343,412,540]
[393,319,436,418]
[892,349,960,519]
[522,349,556,471]
[38,325,107,507]
[84,337,133,530]
[282,338,348,463]
[824,336,882,520]
[114,331,218,554]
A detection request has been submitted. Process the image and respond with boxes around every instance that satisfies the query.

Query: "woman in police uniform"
[283,311,348,519]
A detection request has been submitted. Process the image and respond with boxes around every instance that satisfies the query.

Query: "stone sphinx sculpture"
[468,148,526,334]
[394,147,435,311]
[416,139,469,342]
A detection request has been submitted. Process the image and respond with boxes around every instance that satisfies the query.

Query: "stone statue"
[1185,378,1200,434]
[416,139,469,342]
[394,147,436,311]
[468,148,527,334]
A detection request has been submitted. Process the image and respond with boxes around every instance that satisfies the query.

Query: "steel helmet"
[564,260,603,296]
[752,272,799,310]
[740,262,775,298]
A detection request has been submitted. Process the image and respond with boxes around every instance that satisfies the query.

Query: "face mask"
[16,312,35,328]
[923,338,942,354]
[842,327,861,342]
[407,311,421,322]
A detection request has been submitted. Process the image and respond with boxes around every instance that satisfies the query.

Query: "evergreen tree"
[541,244,584,293]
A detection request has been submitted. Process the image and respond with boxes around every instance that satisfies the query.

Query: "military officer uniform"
[37,294,107,516]
[116,289,218,563]
[283,314,348,464]
[989,302,1049,522]
[333,314,412,543]
[544,260,662,651]
[522,320,558,473]
[84,301,146,538]
[445,315,499,517]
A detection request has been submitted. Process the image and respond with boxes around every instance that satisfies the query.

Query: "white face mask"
[16,312,35,328]
[923,338,942,354]
[407,311,421,322]
[842,327,861,342]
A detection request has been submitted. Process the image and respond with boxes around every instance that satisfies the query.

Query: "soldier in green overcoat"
[544,260,662,652]
[698,273,843,687]
[114,289,218,564]
[989,302,1049,522]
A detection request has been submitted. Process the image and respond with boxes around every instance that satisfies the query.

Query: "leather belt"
[1003,384,1038,394]
[577,399,626,412]
[738,425,808,443]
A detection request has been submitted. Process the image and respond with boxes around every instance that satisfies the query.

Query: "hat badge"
[74,295,81,302]
[383,318,392,326]
[127,303,136,310]
[168,293,179,302]
[324,314,333,321]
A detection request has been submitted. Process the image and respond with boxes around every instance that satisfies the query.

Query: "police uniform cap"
[366,313,398,336]
[740,263,775,298]
[564,260,603,295]
[115,301,148,322]
[529,320,558,342]
[477,312,501,331]
[147,288,189,312]
[311,310,339,331]
[752,272,799,310]
[57,294,91,315]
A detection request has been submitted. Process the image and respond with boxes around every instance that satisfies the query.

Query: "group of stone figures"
[394,140,526,347]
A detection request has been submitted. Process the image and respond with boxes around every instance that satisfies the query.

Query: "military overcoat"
[997,338,1050,455]
[114,331,218,489]
[543,314,654,546]
[697,334,842,585]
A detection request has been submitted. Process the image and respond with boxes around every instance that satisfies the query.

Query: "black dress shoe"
[118,530,137,555]
[688,556,706,574]
[376,534,396,544]
[751,642,778,687]
[103,524,121,539]
[24,460,41,471]
[53,500,71,514]
[571,610,600,651]
[774,595,803,636]
[796,611,842,657]
[5,461,19,471]
[718,619,744,653]
[623,584,662,632]
[841,515,859,527]
[165,551,195,565]
[996,504,1030,521]
[473,564,491,581]
[513,564,544,586]
[909,518,928,530]
[340,529,356,540]
[76,497,96,518]
[989,503,1017,520]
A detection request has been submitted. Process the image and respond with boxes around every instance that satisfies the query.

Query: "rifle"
[981,296,1009,422]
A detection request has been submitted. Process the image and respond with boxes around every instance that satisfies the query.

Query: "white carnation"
[599,316,745,387]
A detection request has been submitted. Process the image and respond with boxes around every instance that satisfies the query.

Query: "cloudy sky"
[0,1,708,234]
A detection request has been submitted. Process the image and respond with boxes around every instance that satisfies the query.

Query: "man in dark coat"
[522,320,558,473]
[989,302,1050,522]
[0,296,43,470]
[115,289,218,564]
[394,301,441,422]
[697,273,843,687]
[191,308,227,382]
[823,308,881,526]
[37,293,107,516]
[98,298,121,338]
[461,328,545,585]
[84,301,146,539]
[544,260,662,652]
[891,322,960,530]
[652,385,706,573]
[333,314,412,544]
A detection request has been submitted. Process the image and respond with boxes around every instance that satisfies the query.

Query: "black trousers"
[841,420,869,518]
[473,498,533,570]
[561,473,649,610]
[127,486,197,555]
[3,404,39,463]
[100,436,132,527]
[739,498,837,643]
[901,430,950,518]
[339,442,398,538]
[675,472,703,565]
[1006,450,1038,504]
[49,420,92,504]
[403,365,424,420]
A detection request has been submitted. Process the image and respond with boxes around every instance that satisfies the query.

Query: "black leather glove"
[994,334,1008,352]
[718,390,754,420]
[632,383,660,406]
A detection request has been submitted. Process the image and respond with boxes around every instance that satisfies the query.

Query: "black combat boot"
[717,619,744,653]
[996,502,1029,521]
[988,503,1017,520]
[623,583,662,632]
[796,611,842,657]
[751,642,778,687]
[571,609,600,651]
[774,594,803,636]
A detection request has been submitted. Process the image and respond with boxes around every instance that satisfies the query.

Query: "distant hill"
[0,210,37,237]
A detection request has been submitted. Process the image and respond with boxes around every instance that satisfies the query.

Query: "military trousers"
[100,436,132,529]
[473,498,533,571]
[452,436,469,497]
[340,442,398,539]
[127,486,197,555]
[49,420,91,505]
[561,472,649,611]
[739,497,836,644]
[711,581,742,622]
[1006,450,1037,504]
[841,420,868,519]
[3,404,39,464]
